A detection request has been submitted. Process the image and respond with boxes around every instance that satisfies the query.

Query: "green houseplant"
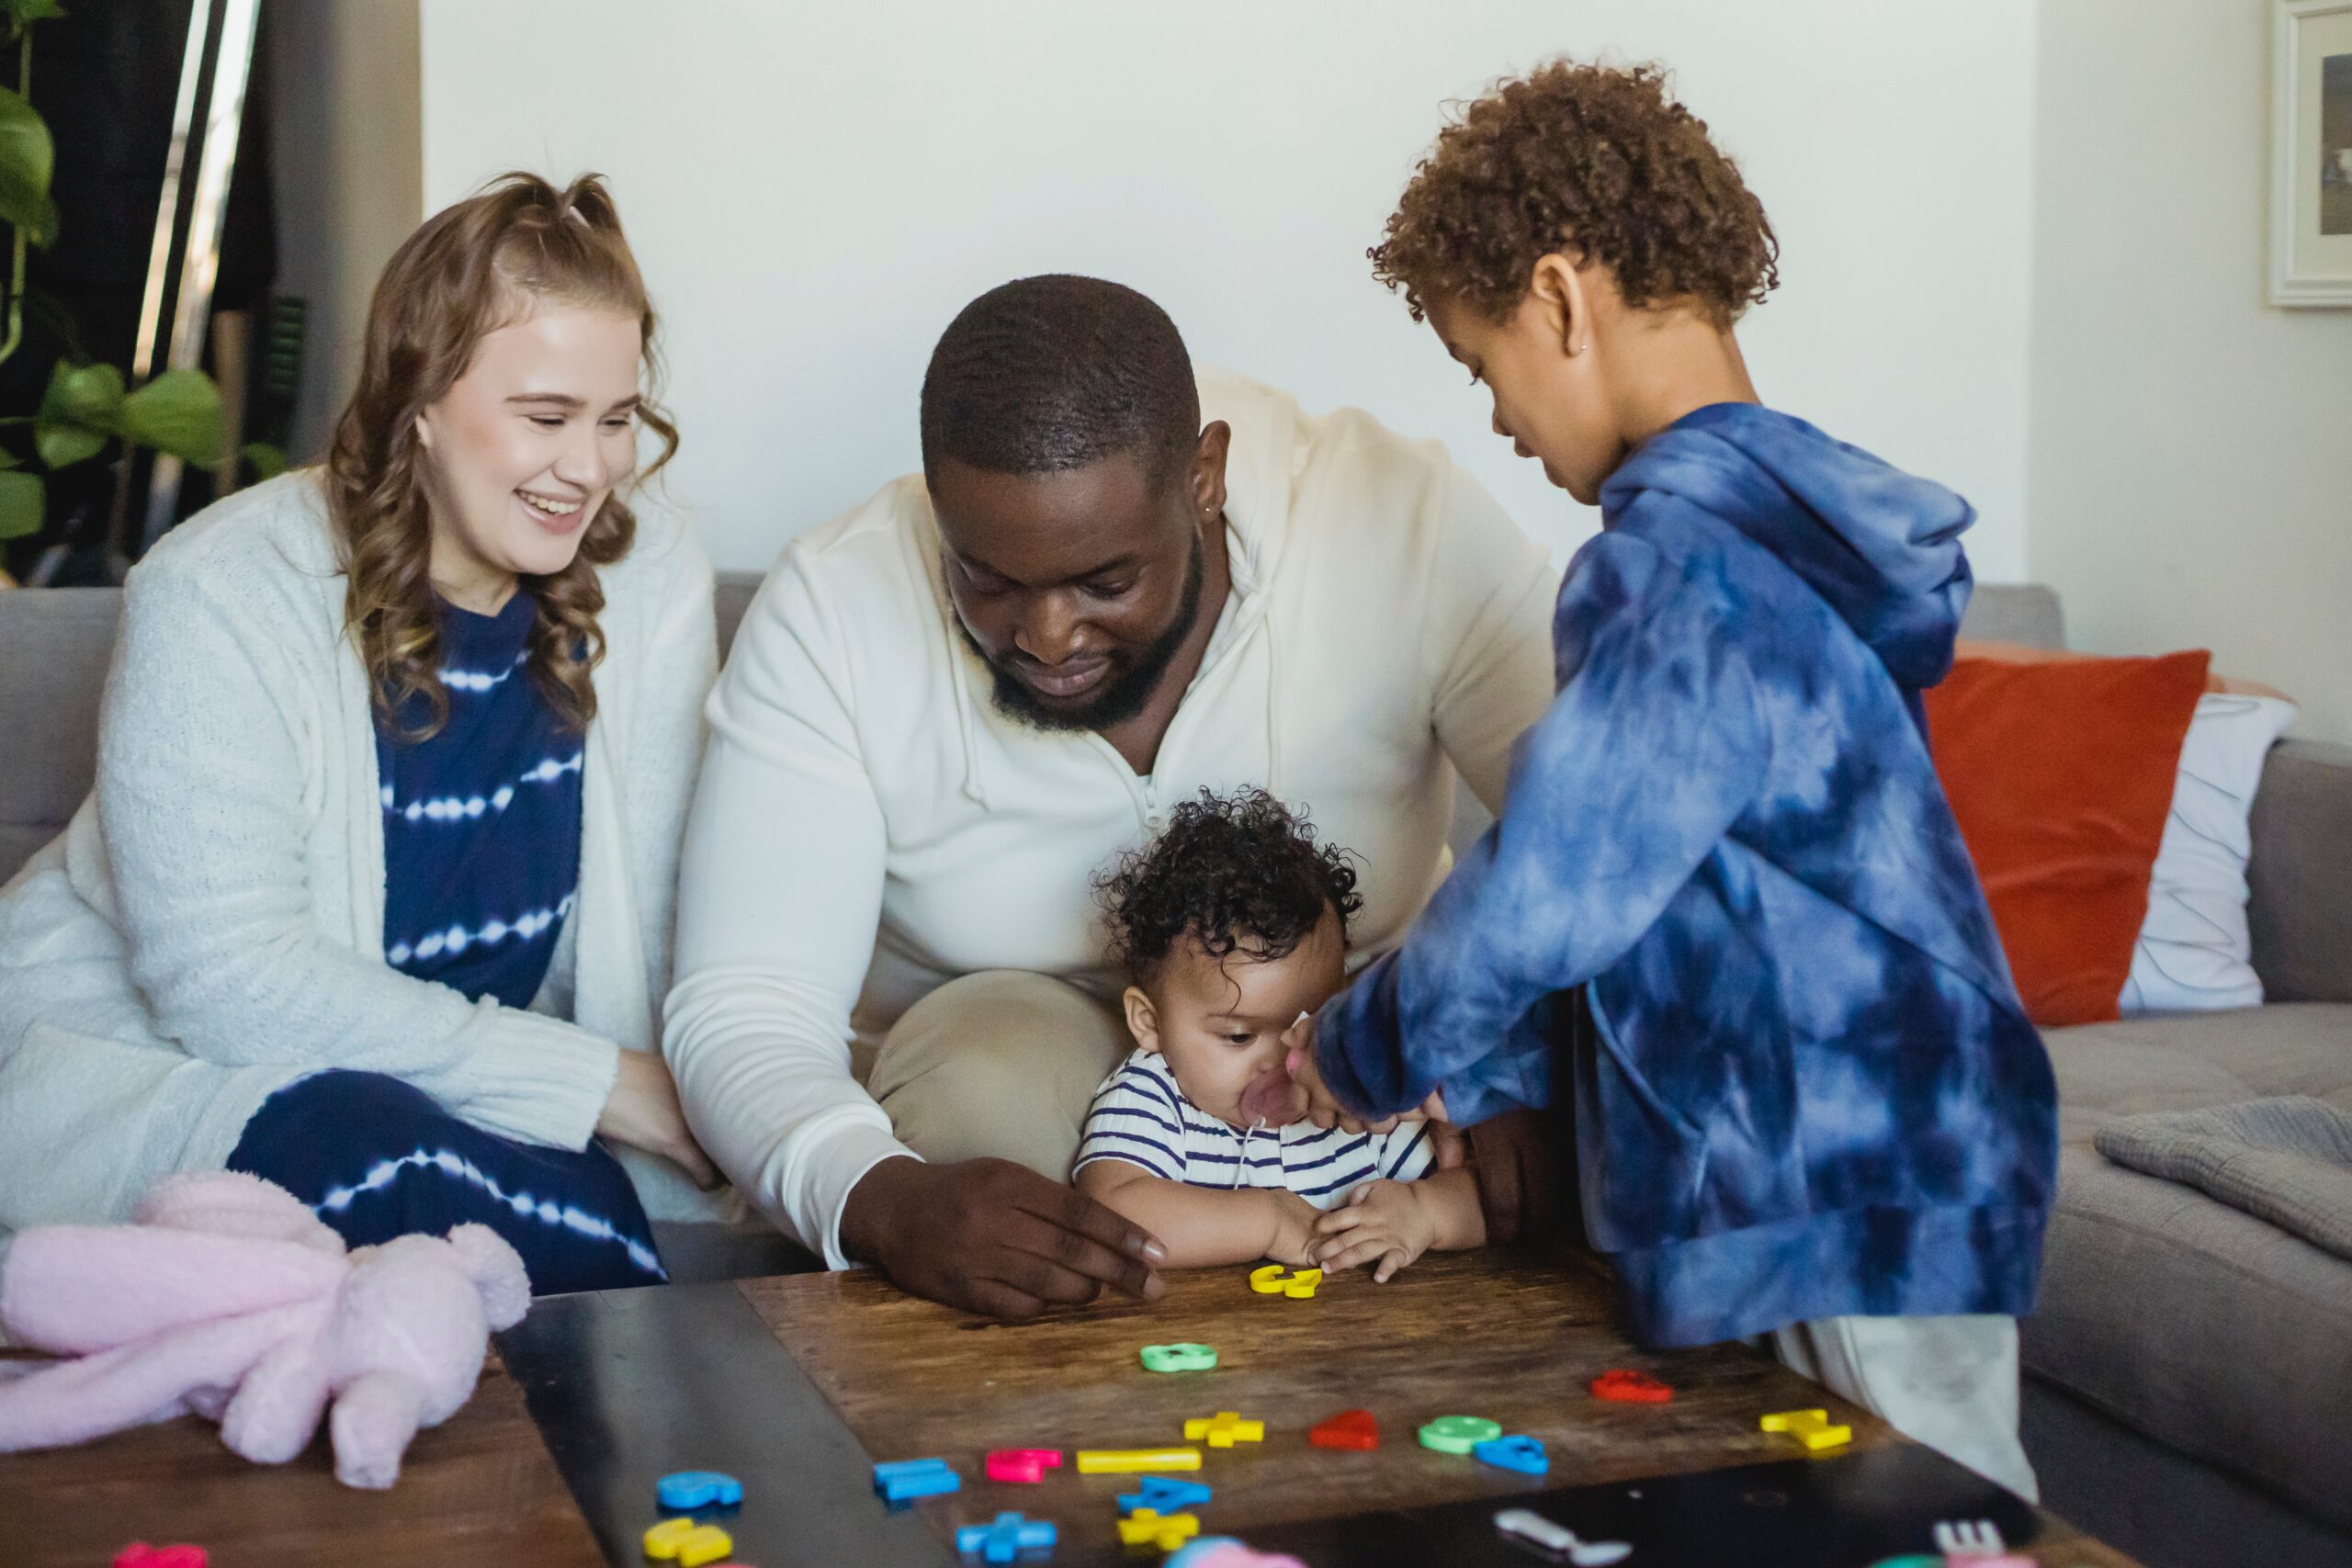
[0,0,276,548]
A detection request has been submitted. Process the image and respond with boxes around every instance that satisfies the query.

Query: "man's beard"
[958,532,1205,734]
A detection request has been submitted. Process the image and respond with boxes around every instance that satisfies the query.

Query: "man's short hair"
[920,275,1201,490]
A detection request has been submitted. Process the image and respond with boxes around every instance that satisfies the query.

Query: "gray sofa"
[4,577,2347,1568]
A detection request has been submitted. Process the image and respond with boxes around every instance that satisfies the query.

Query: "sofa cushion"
[0,589,118,886]
[2249,739,2352,1006]
[716,571,758,660]
[2026,1004,2352,1529]
[1926,649,2210,1025]
[1958,581,2064,649]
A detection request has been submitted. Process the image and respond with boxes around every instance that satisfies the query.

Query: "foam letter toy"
[956,1511,1057,1563]
[1078,1446,1202,1473]
[1140,1342,1218,1372]
[1182,1411,1264,1448]
[1307,1409,1380,1450]
[1417,1415,1503,1454]
[1760,1408,1852,1451]
[1118,1509,1202,1551]
[983,1448,1062,1483]
[656,1470,743,1511]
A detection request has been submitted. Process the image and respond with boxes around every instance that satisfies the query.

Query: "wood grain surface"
[739,1248,2141,1566]
[0,1351,602,1568]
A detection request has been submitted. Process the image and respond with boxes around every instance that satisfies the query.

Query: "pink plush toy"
[0,1171,529,1489]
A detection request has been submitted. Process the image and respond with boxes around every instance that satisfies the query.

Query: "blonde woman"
[0,174,726,1293]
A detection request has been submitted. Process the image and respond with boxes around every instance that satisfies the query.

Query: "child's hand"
[1283,1014,1396,1134]
[1262,1190,1324,1267]
[1311,1179,1437,1282]
[1283,1014,1450,1135]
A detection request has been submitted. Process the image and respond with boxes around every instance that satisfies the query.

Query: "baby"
[1075,788,1484,1280]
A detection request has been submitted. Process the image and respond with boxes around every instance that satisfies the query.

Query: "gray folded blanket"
[2095,1097,2352,1261]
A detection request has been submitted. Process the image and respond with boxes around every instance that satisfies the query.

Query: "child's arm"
[1314,542,1772,1127]
[1076,1159,1320,1269]
[1309,1168,1486,1282]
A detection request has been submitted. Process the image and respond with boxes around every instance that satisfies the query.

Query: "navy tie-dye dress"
[1315,402,2057,1348]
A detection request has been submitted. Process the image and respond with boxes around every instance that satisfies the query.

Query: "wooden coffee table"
[0,1349,600,1567]
[505,1249,2138,1567]
[0,1250,2145,1567]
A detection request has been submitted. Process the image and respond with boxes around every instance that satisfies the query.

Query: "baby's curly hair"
[1370,60,1779,328]
[1097,788,1363,981]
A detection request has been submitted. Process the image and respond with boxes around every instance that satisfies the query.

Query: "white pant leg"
[1770,1314,2038,1503]
[865,970,1131,1182]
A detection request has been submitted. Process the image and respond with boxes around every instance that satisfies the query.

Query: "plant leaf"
[0,1,69,24]
[40,358,121,424]
[0,468,42,539]
[121,368,224,465]
[240,440,288,480]
[0,86,57,246]
[34,359,121,468]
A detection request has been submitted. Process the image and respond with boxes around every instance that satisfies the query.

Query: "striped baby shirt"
[1076,1049,1433,1211]
[375,592,582,1010]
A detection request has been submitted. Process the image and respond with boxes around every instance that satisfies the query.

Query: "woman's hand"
[596,1049,720,1189]
[1311,1179,1437,1282]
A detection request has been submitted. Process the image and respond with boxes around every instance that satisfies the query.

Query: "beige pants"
[866,974,2040,1504]
[865,970,1131,1179]
[1771,1314,2038,1502]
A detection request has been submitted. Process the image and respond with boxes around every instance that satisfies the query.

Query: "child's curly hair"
[1370,60,1779,328]
[1097,788,1363,981]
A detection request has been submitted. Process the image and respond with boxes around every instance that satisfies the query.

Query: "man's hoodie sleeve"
[1315,529,1771,1125]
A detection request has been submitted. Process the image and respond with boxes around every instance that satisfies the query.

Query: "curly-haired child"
[1290,61,2056,1497]
[1075,789,1484,1279]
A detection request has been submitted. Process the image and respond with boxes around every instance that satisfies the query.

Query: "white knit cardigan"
[0,472,737,1243]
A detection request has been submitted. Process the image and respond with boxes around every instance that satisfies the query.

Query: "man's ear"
[1123,985,1162,1055]
[1188,421,1232,524]
[1527,254,1591,358]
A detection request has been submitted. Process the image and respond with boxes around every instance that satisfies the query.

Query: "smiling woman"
[329,172,680,740]
[0,173,731,1297]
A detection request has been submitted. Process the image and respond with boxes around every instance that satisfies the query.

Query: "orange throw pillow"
[1924,649,2211,1026]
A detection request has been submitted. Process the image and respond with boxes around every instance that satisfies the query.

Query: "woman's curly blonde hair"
[1371,61,1779,329]
[325,171,679,739]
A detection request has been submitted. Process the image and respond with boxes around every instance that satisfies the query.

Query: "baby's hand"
[1310,1179,1436,1282]
[1263,1190,1324,1268]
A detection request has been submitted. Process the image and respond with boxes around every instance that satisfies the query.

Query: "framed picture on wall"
[2272,0,2352,304]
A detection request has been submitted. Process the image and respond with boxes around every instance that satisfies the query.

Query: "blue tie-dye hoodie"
[1315,402,2058,1348]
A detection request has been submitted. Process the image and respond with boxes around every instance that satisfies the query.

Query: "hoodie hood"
[1598,403,1975,694]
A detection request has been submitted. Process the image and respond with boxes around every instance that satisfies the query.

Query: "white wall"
[267,0,423,462]
[418,0,2035,578]
[2030,0,2352,742]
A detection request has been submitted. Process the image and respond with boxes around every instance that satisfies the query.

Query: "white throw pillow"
[2120,692,2299,1013]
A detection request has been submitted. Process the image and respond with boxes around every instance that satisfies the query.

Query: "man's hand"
[839,1156,1168,1321]
[1310,1179,1436,1282]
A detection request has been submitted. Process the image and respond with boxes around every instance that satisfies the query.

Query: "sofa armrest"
[2248,739,2352,1005]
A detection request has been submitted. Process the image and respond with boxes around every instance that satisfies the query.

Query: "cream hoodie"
[665,369,1561,1265]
